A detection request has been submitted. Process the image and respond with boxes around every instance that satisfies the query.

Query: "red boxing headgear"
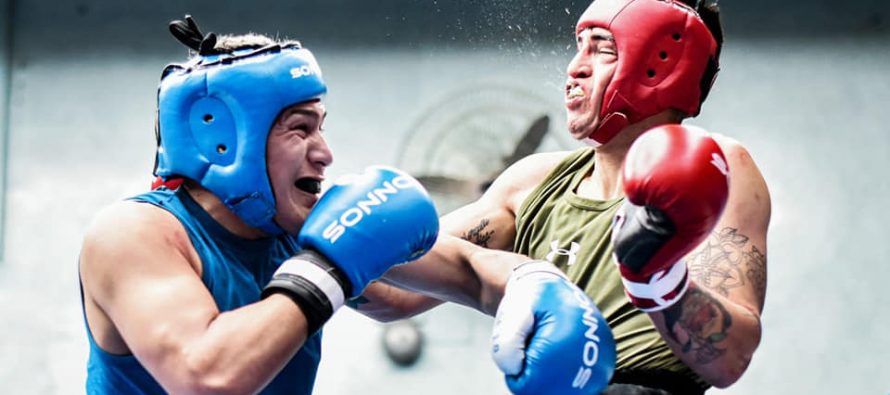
[576,0,719,145]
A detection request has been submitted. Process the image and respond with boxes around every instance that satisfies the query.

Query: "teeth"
[568,86,585,99]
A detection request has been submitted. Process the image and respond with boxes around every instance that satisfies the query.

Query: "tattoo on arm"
[745,245,767,306]
[688,227,754,297]
[462,218,495,248]
[663,288,732,364]
[687,227,768,309]
[661,228,766,365]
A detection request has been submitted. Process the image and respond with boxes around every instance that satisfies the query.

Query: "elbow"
[189,379,250,395]
[708,359,749,389]
[173,353,257,395]
[361,308,411,323]
[705,351,753,389]
[353,296,443,323]
[707,322,762,389]
[708,370,743,389]
[180,382,245,395]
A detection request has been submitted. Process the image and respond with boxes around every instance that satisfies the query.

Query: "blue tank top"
[81,187,322,394]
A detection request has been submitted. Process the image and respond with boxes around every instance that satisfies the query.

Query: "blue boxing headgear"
[154,43,327,235]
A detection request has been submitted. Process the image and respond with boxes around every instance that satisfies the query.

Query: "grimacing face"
[265,100,332,235]
[564,27,619,141]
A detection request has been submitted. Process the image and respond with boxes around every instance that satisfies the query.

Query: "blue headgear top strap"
[155,43,327,235]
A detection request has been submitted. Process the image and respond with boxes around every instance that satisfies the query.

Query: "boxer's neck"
[579,112,680,201]
[183,181,267,239]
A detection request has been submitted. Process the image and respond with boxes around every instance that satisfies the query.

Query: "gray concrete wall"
[1,1,889,394]
[0,0,9,261]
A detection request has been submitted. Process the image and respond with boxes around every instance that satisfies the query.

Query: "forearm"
[374,236,526,317]
[151,295,308,395]
[380,235,485,309]
[353,282,445,322]
[463,245,526,315]
[648,281,761,388]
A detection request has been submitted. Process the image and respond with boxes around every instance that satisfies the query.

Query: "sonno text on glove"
[492,260,616,395]
[262,166,440,334]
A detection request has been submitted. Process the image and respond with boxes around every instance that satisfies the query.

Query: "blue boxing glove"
[492,261,616,395]
[262,166,439,334]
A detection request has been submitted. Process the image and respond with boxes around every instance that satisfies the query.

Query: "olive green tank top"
[514,147,704,385]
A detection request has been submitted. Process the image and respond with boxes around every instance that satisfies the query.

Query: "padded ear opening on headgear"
[697,0,723,109]
[189,97,237,167]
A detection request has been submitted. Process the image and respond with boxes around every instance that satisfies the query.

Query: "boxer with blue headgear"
[79,15,439,394]
[154,16,328,235]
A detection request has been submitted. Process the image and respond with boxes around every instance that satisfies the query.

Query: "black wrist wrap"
[261,250,352,335]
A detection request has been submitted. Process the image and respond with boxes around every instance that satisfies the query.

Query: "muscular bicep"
[372,152,569,315]
[441,151,571,250]
[440,199,517,250]
[687,139,770,313]
[80,202,219,374]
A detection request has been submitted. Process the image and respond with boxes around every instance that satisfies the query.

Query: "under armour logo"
[546,240,580,266]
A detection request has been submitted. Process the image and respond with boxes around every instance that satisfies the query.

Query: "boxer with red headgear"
[571,0,721,146]
[347,1,770,393]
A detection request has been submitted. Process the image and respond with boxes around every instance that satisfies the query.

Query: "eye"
[288,123,310,137]
[596,43,618,59]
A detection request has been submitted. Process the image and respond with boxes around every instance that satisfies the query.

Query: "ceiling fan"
[413,114,551,199]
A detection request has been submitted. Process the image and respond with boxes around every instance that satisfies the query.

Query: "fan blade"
[415,175,482,197]
[503,114,550,168]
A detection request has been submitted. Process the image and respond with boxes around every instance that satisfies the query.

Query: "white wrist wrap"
[275,257,346,312]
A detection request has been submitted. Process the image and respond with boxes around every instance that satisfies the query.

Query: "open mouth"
[567,85,585,99]
[294,178,322,194]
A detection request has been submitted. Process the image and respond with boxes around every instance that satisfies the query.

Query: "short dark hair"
[211,33,301,53]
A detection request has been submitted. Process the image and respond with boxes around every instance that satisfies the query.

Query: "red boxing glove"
[611,125,729,312]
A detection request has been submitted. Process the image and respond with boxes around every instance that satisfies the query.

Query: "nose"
[309,133,333,169]
[567,50,592,80]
